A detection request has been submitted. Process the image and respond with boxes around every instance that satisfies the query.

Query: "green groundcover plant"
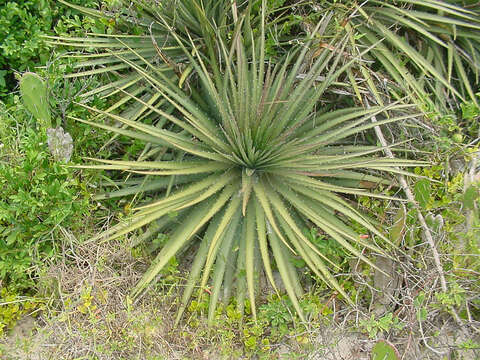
[61,1,429,323]
[0,102,90,292]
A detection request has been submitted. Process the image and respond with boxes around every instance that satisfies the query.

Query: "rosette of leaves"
[310,0,480,112]
[71,3,425,324]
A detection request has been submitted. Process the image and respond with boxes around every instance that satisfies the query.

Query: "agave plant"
[307,0,480,112]
[65,2,426,324]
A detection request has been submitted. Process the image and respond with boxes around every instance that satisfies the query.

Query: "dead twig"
[364,98,462,326]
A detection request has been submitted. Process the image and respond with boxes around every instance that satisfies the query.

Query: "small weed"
[360,312,404,339]
[0,288,41,337]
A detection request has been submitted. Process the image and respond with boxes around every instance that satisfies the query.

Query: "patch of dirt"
[309,330,373,360]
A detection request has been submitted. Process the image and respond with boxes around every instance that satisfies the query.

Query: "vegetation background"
[0,0,479,359]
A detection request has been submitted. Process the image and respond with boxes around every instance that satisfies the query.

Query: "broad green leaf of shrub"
[389,205,406,245]
[371,340,400,360]
[414,179,431,209]
[463,185,479,210]
[19,72,51,128]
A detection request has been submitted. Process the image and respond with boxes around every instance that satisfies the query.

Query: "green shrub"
[0,0,52,94]
[0,101,91,292]
[0,0,108,97]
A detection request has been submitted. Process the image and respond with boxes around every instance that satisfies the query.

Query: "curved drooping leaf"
[310,0,480,112]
